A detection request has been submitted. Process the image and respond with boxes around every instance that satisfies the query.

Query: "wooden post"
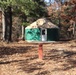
[38,43,43,59]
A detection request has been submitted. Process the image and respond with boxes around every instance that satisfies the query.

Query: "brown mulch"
[0,40,76,75]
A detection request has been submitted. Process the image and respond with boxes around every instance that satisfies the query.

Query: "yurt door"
[41,29,47,41]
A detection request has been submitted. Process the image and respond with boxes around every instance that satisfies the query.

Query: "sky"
[44,0,65,3]
[44,0,55,5]
[44,0,62,9]
[44,0,54,3]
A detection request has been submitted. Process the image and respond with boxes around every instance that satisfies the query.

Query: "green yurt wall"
[25,28,41,41]
[47,28,59,41]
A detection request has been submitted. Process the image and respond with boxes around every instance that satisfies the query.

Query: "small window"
[42,29,45,35]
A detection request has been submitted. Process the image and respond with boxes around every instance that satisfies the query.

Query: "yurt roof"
[25,18,59,29]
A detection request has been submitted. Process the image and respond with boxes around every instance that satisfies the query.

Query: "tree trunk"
[2,11,5,41]
[5,6,12,42]
[73,22,76,39]
[22,25,24,40]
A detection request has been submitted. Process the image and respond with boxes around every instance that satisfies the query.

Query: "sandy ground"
[0,40,76,75]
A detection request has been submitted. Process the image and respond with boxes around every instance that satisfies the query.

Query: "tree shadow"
[44,49,76,71]
[0,59,23,65]
[19,61,45,73]
[0,46,35,58]
[18,60,50,75]
[52,59,76,72]
[35,70,50,75]
[0,54,38,65]
[69,45,76,48]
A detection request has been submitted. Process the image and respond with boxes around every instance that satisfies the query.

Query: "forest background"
[0,0,76,42]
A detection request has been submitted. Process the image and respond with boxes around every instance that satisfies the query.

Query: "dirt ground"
[0,40,76,75]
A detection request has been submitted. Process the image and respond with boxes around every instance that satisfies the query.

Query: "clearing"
[0,40,76,75]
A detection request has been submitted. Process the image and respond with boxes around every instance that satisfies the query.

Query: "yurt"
[25,18,59,42]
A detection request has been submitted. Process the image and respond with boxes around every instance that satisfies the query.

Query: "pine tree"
[0,0,47,42]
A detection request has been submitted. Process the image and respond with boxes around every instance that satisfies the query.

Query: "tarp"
[25,28,41,41]
[36,18,59,29]
[25,18,59,29]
